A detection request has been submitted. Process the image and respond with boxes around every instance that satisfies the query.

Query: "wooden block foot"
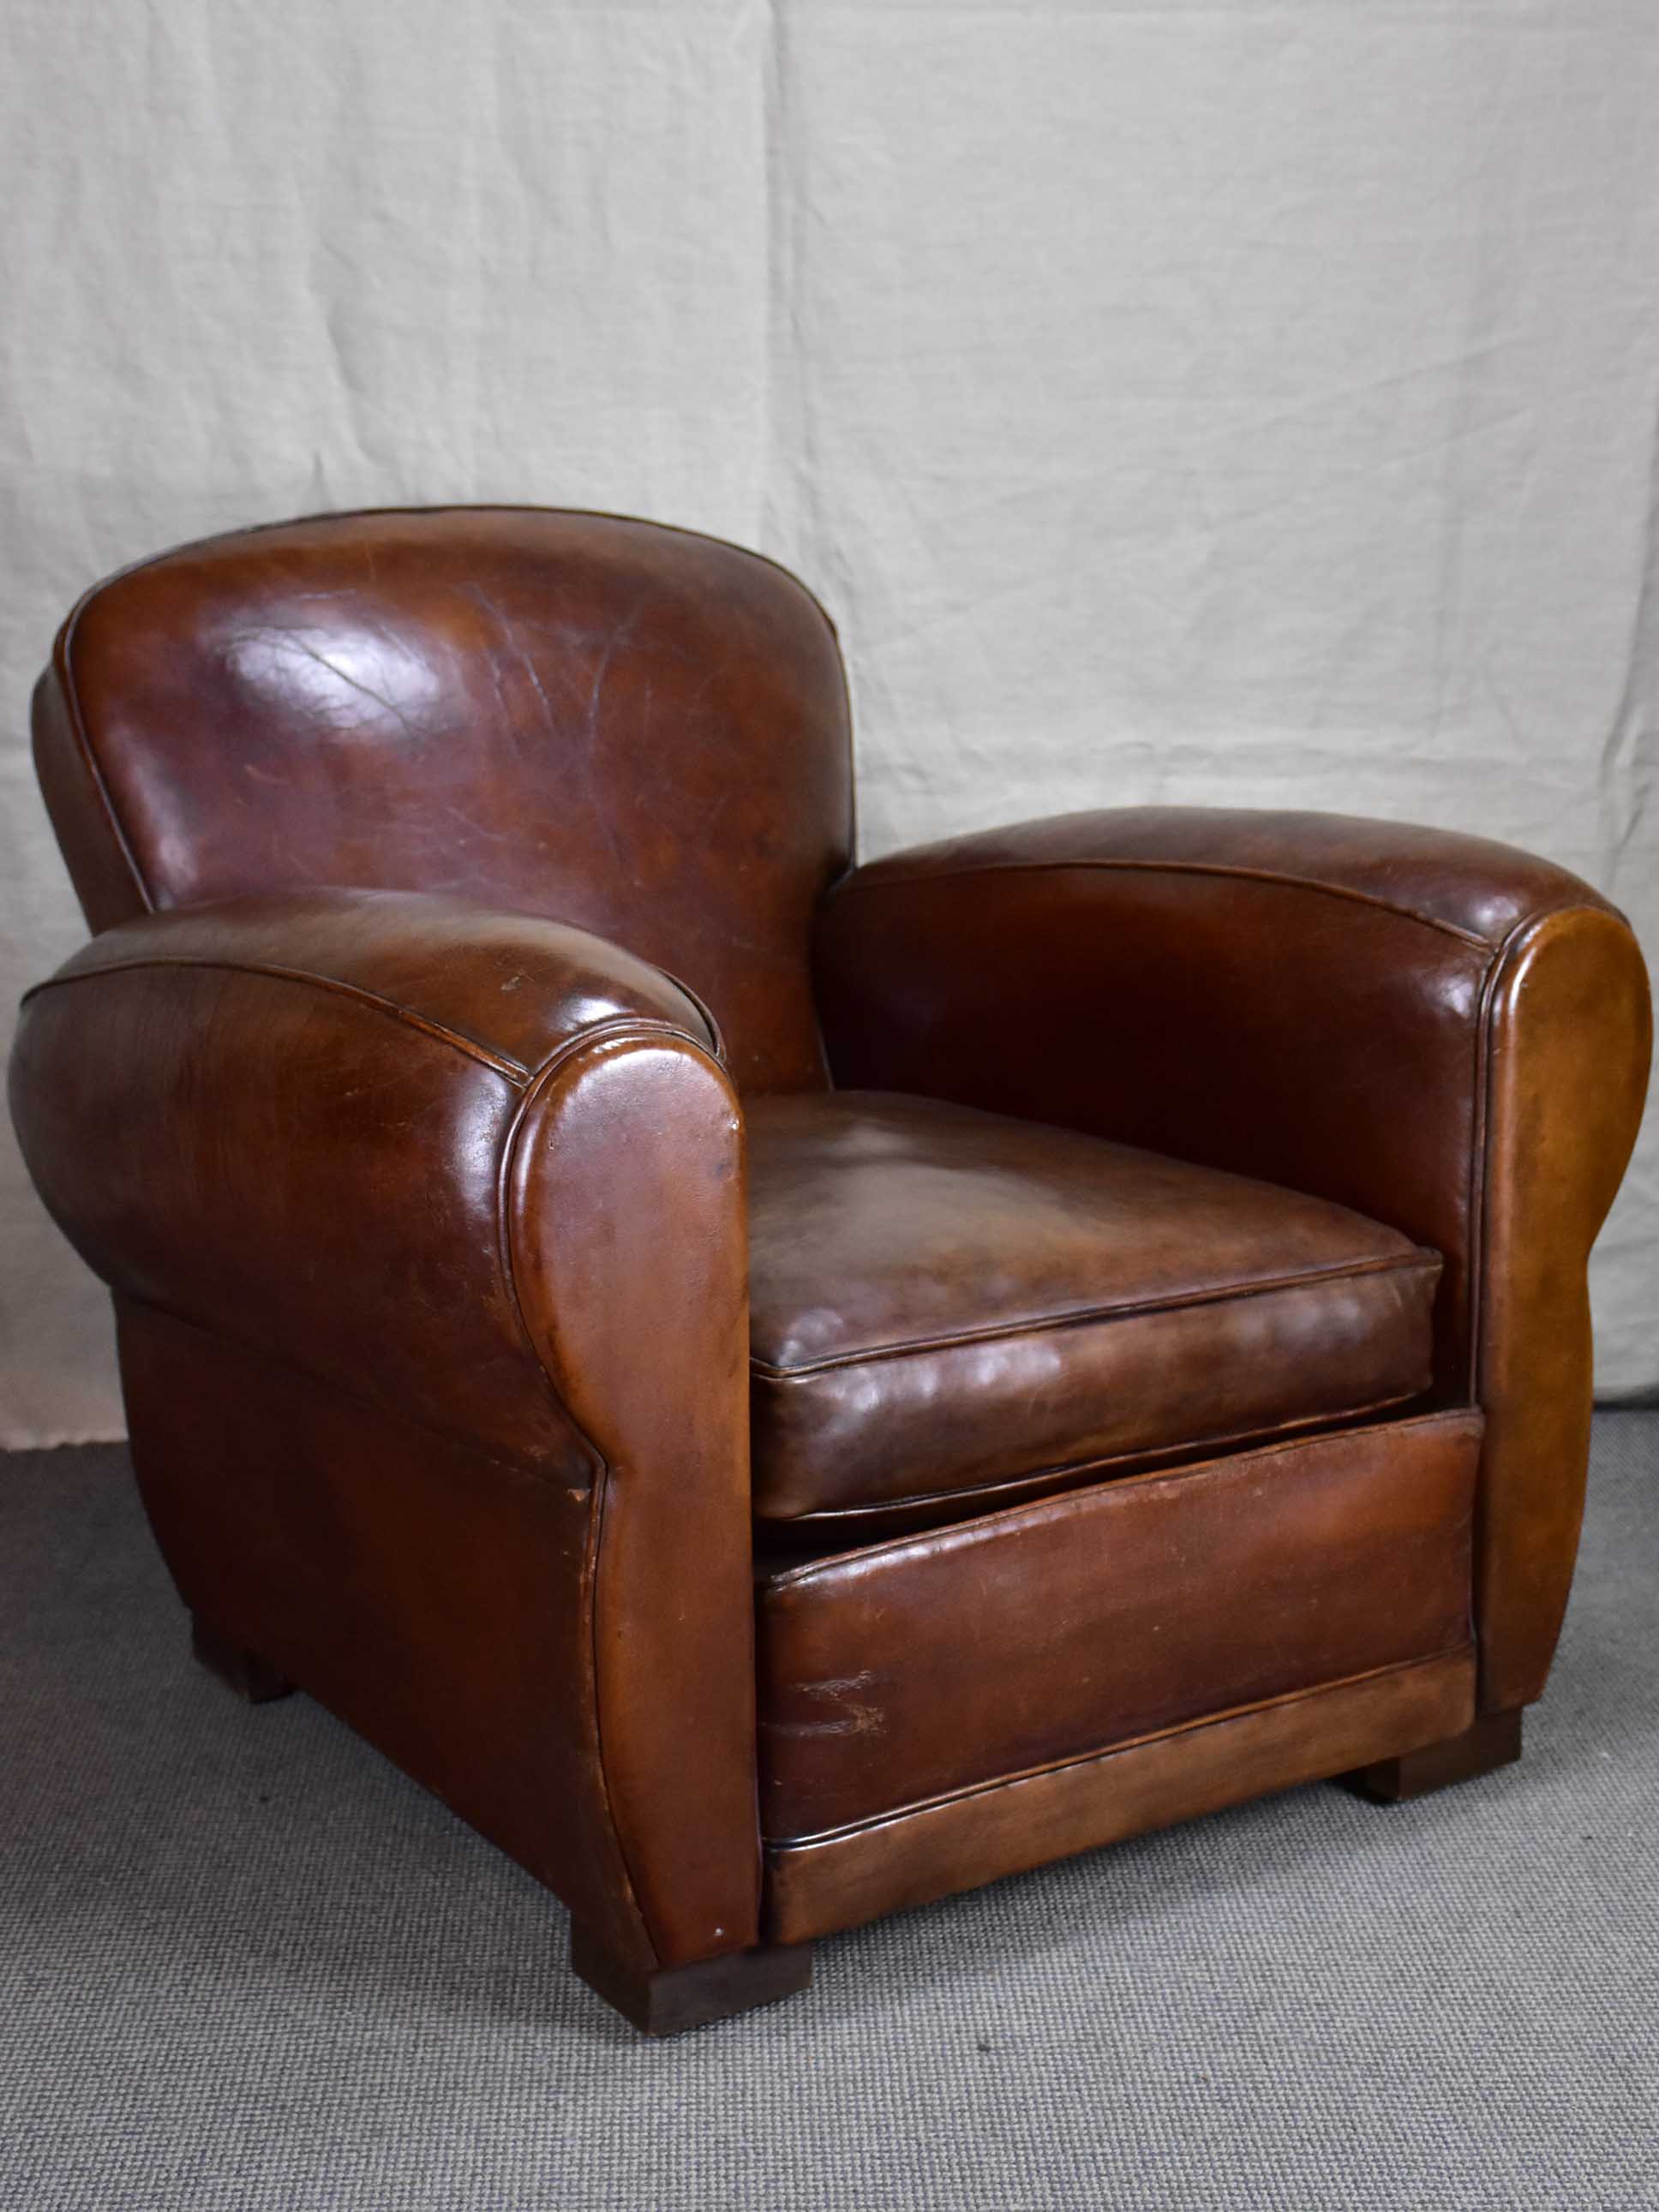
[571,1921,812,2036]
[191,1617,295,1704]
[1339,1707,1523,1804]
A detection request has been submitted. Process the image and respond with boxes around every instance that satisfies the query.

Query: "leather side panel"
[758,1410,1482,1841]
[764,1650,1476,1945]
[117,1302,653,1973]
[509,1033,760,1968]
[1474,907,1651,1710]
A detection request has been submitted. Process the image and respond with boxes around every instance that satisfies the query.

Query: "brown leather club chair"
[10,507,1651,2035]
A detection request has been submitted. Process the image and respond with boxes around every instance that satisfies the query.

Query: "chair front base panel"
[757,1410,1482,1839]
[763,1647,1476,1946]
[571,1922,814,2037]
[1338,1705,1523,1803]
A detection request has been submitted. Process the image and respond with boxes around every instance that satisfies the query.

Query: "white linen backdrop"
[2,0,1655,1443]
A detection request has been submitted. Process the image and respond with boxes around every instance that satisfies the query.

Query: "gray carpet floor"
[2,1418,1655,2211]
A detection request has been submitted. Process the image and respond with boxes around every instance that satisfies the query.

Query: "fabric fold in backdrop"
[1,0,1654,1441]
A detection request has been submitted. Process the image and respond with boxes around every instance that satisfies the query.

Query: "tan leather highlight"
[764,1649,1477,1946]
[758,1411,1480,1839]
[37,507,853,1092]
[746,1092,1440,1526]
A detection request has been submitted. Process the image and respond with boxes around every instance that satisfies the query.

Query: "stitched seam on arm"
[55,623,156,917]
[749,1248,1441,1380]
[22,959,710,1085]
[830,858,1500,947]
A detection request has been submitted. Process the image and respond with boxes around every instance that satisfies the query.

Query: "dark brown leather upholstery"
[33,507,853,1091]
[816,810,1652,1709]
[9,510,1650,2034]
[11,881,760,1976]
[747,1091,1440,1527]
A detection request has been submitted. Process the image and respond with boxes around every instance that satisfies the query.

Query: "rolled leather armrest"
[816,806,1652,1711]
[9,887,758,1970]
[9,887,722,1470]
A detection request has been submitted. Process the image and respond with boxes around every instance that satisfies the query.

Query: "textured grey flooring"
[2,1419,1656,2211]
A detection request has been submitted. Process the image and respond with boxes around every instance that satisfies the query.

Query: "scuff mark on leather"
[767,1671,883,1737]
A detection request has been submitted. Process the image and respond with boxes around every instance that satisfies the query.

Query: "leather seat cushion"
[746,1092,1442,1530]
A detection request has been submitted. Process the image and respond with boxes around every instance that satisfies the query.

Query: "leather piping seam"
[51,631,156,917]
[759,1388,1458,1538]
[21,958,710,1089]
[828,857,1499,947]
[759,1406,1478,1585]
[59,501,849,658]
[750,1248,1440,1379]
[759,1644,1477,1850]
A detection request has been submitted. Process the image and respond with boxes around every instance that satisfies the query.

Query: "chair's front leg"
[1339,1708,1523,1804]
[569,1922,813,2036]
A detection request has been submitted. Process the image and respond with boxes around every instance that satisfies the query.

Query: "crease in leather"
[49,508,853,1093]
[762,1406,1473,1585]
[761,1645,1478,1848]
[579,1453,656,1966]
[750,1247,1440,1379]
[760,1382,1437,1529]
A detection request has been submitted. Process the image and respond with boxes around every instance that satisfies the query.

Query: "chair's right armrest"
[816,807,1653,1715]
[9,887,760,1976]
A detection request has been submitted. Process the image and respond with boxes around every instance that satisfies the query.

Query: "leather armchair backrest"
[33,507,853,1093]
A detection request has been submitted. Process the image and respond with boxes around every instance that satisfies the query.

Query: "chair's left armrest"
[816,807,1652,1712]
[10,888,758,1977]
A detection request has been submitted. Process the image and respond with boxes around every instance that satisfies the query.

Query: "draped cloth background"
[3,0,1655,1443]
